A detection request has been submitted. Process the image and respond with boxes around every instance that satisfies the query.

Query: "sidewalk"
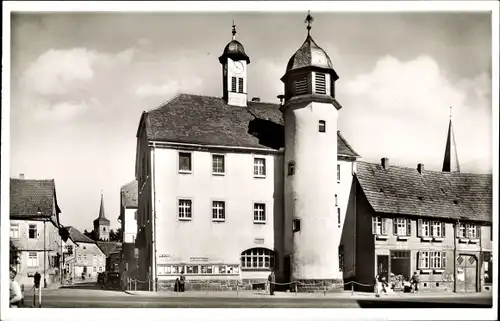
[124,289,492,300]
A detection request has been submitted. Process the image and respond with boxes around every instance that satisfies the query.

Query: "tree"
[10,240,20,268]
[109,228,123,242]
[83,229,98,241]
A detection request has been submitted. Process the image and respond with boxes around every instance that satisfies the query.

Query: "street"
[20,283,493,308]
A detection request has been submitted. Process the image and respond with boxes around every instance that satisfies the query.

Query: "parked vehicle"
[102,272,121,290]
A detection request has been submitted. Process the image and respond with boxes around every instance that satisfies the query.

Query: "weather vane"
[232,20,237,40]
[305,10,314,35]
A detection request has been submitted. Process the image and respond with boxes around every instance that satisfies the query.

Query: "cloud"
[34,101,90,122]
[339,55,492,173]
[135,77,204,98]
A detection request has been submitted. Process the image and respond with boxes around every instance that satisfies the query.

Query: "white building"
[119,180,138,276]
[134,16,359,290]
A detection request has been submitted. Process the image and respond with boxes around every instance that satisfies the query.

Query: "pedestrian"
[10,268,23,308]
[268,270,276,296]
[411,271,419,294]
[174,278,179,292]
[374,274,380,298]
[179,270,186,292]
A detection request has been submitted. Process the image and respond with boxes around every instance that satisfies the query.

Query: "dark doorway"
[390,250,411,289]
[377,255,389,281]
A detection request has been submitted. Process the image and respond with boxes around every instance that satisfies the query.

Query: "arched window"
[241,248,274,270]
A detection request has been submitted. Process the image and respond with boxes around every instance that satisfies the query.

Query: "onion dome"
[218,23,250,64]
[285,35,335,75]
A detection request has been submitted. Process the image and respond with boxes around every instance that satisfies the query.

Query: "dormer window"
[319,120,326,133]
[314,72,327,94]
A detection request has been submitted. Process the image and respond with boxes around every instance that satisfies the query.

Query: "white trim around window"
[27,252,39,267]
[212,200,226,222]
[10,224,20,239]
[253,203,266,224]
[212,154,225,176]
[178,198,193,221]
[253,157,266,178]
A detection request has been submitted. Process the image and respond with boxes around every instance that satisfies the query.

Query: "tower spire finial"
[450,106,452,119]
[442,107,460,173]
[232,20,236,40]
[305,10,314,36]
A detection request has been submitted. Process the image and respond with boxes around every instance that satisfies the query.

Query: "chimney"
[251,97,260,102]
[417,163,425,174]
[381,158,389,170]
[19,173,25,179]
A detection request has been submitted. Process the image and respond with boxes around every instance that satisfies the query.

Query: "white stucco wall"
[124,208,137,243]
[283,101,342,280]
[226,57,247,107]
[151,147,283,280]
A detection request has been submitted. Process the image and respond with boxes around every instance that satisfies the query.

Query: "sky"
[8,10,494,232]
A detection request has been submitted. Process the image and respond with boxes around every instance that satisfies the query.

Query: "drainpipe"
[152,142,157,291]
[453,219,458,293]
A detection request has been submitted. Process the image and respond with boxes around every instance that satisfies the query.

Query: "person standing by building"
[179,270,186,292]
[10,268,23,308]
[268,270,276,296]
[411,271,419,294]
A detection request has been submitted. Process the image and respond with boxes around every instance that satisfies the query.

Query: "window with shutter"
[406,219,412,236]
[417,219,422,237]
[315,72,326,94]
[442,252,447,268]
[441,222,446,237]
[417,251,421,269]
[295,75,308,95]
[393,219,398,236]
[372,217,377,235]
[382,218,387,235]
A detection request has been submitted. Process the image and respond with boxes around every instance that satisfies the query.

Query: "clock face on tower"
[233,61,244,74]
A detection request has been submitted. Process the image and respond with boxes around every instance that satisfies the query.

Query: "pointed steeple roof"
[442,113,460,172]
[95,192,110,223]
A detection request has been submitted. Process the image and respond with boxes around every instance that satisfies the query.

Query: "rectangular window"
[337,208,341,227]
[319,120,326,133]
[10,224,20,239]
[231,77,237,92]
[372,217,387,235]
[212,154,225,175]
[419,251,430,269]
[28,224,37,239]
[28,252,38,267]
[432,221,445,238]
[93,266,97,272]
[212,201,225,221]
[457,223,467,238]
[292,218,301,232]
[179,152,192,173]
[253,203,266,223]
[295,75,308,95]
[315,72,327,94]
[178,199,192,220]
[253,158,266,177]
[238,77,244,93]
[431,251,441,269]
[337,164,341,181]
[394,218,411,236]
[287,161,295,176]
[467,224,477,239]
[421,220,430,237]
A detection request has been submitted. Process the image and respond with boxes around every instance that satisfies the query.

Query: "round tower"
[281,12,342,287]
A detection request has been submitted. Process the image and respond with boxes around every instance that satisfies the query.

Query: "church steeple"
[442,107,460,172]
[93,191,110,241]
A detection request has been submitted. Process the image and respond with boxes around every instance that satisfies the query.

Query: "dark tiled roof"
[10,179,60,218]
[286,35,334,73]
[96,241,122,257]
[143,93,359,157]
[66,226,95,244]
[356,161,492,222]
[121,180,138,208]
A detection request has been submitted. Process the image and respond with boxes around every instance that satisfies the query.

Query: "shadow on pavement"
[356,299,492,309]
[60,283,124,293]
